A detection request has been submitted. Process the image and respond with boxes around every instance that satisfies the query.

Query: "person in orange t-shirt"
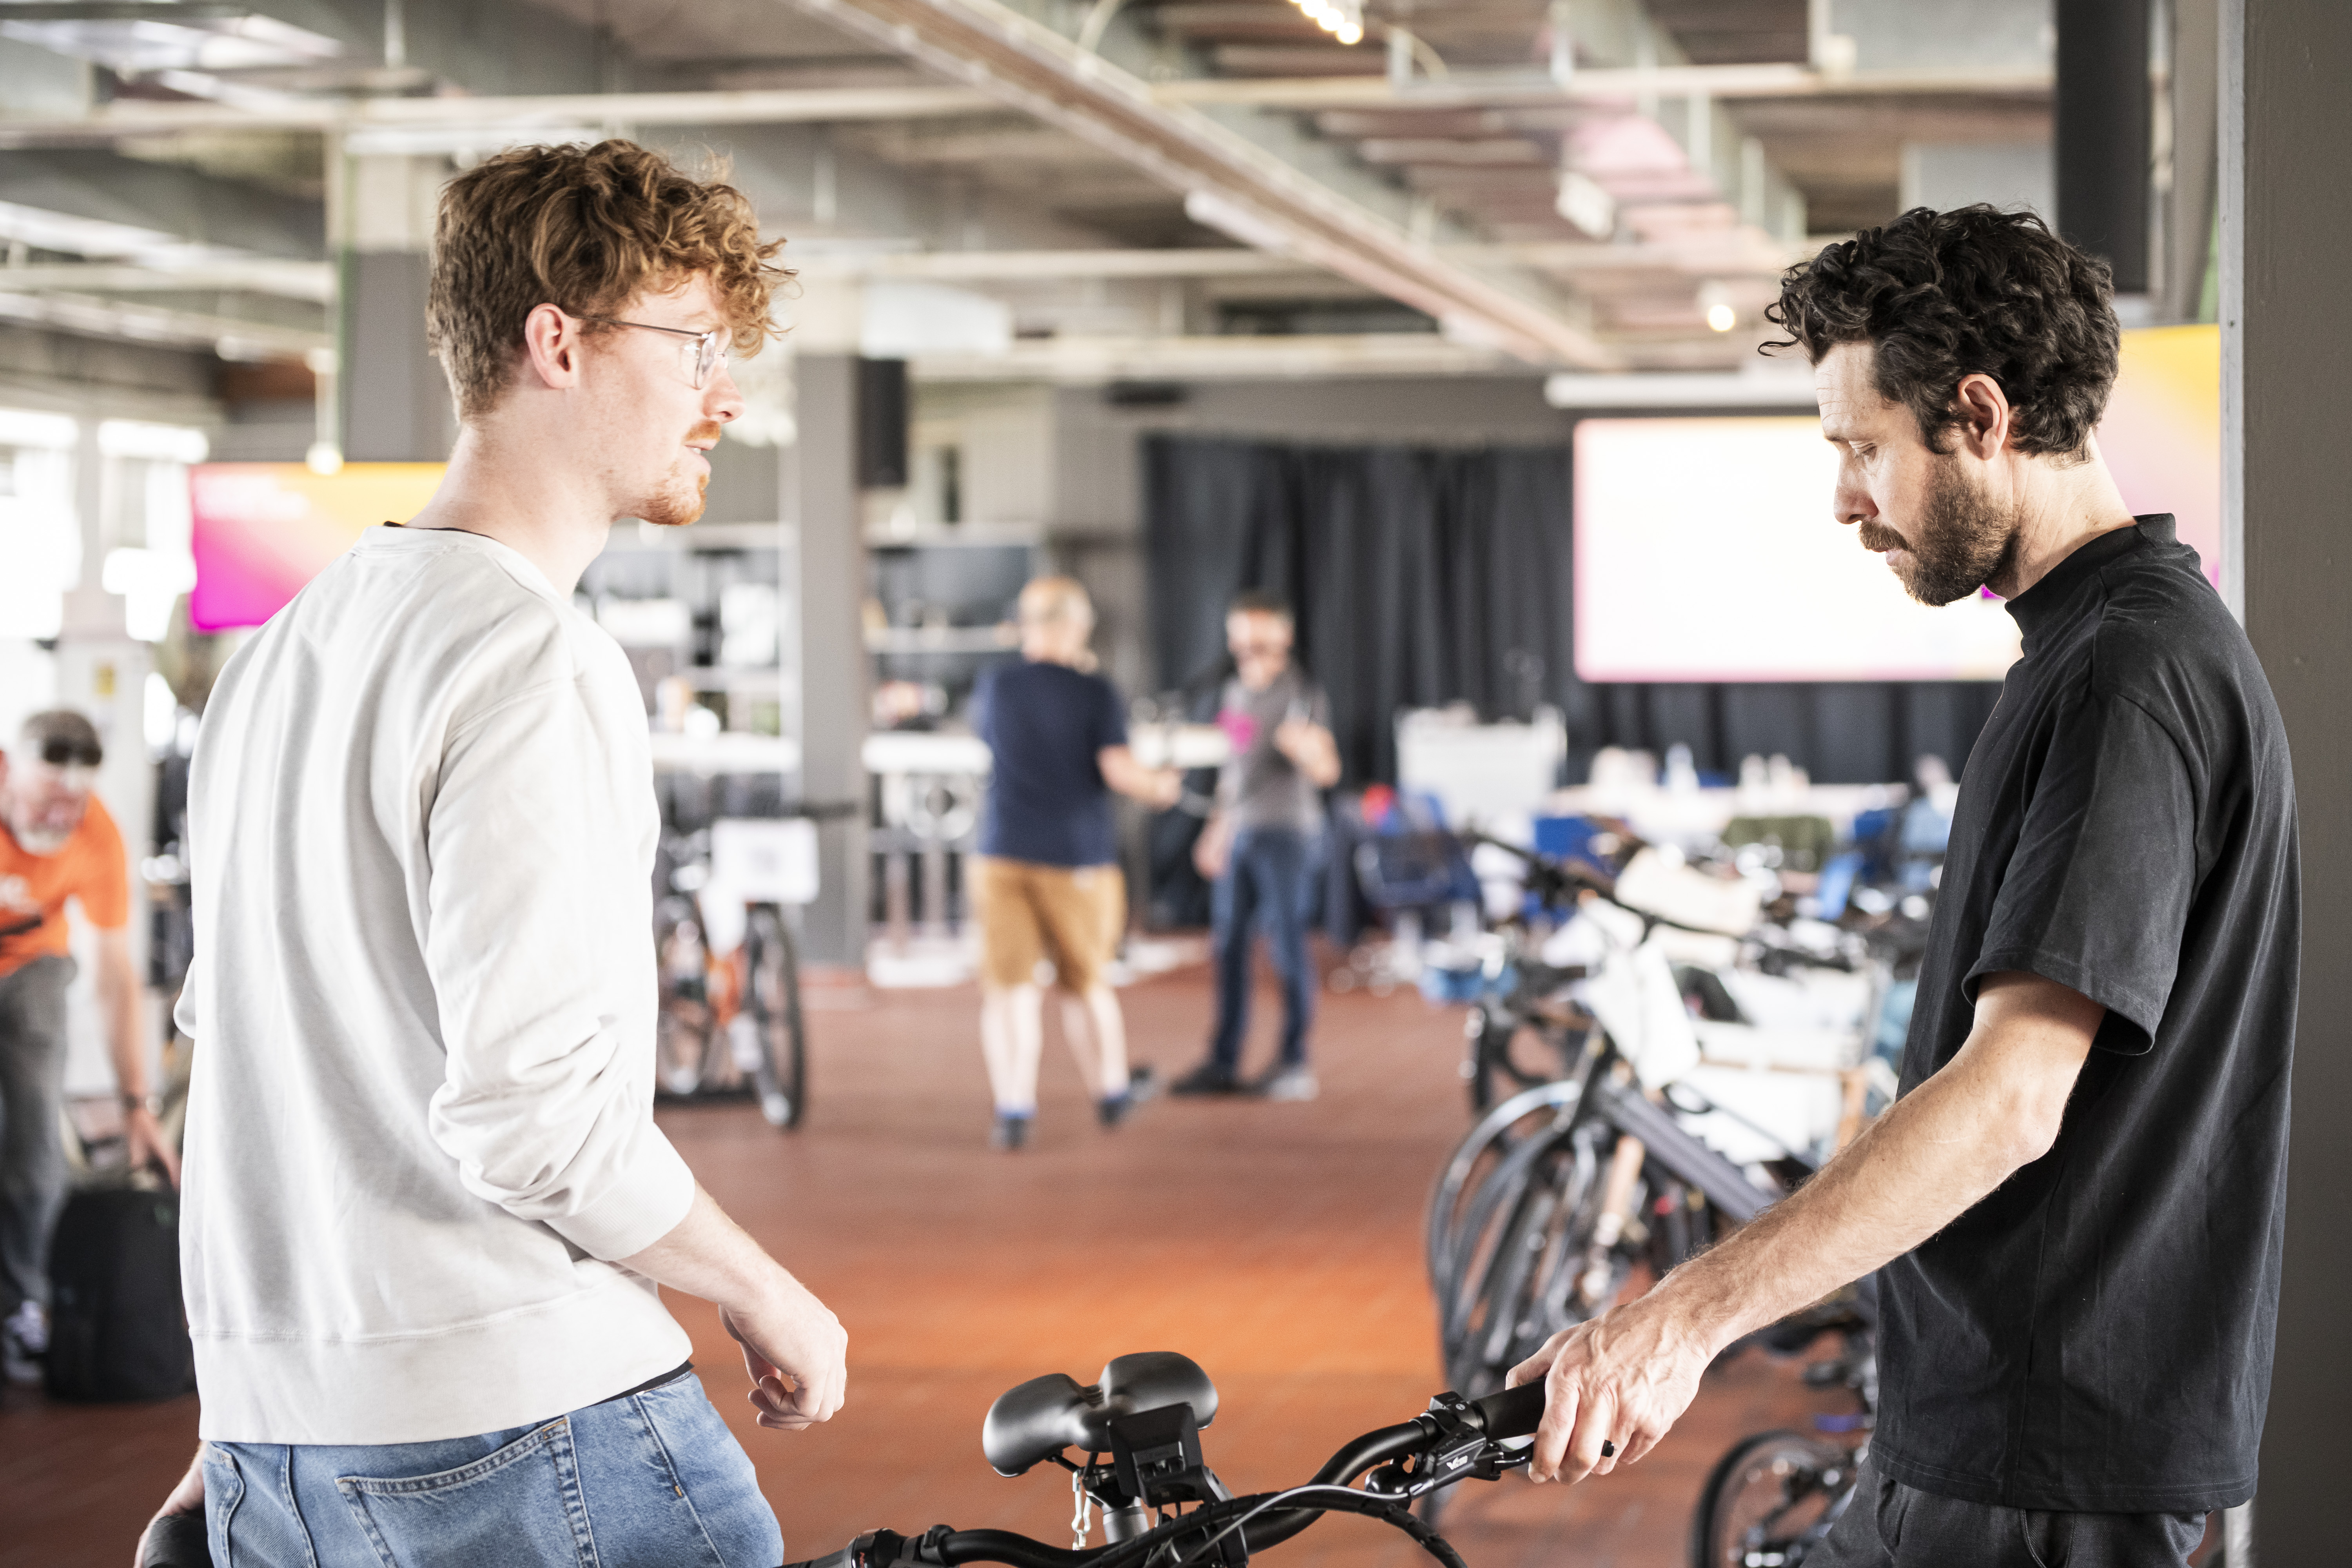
[0,708,174,1386]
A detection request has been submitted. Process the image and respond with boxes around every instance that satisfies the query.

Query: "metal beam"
[0,64,2054,150]
[0,86,1003,147]
[1149,65,2056,109]
[0,287,328,357]
[0,261,333,299]
[0,240,1794,307]
[797,240,1798,279]
[0,0,249,15]
[778,0,1619,368]
[907,330,1523,382]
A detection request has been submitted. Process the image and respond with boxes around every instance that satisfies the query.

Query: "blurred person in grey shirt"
[1170,591,1338,1102]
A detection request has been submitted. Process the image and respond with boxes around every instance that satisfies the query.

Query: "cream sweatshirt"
[176,524,696,1445]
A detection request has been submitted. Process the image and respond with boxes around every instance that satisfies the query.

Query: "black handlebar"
[1470,1379,1548,1441]
[138,1514,210,1568]
[1305,1380,1545,1492]
[1461,830,1619,904]
[778,1379,1554,1568]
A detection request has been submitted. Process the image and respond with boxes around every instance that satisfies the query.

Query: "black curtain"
[1143,433,2001,789]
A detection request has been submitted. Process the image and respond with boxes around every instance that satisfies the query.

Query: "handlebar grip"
[1470,1381,1548,1441]
[139,1514,213,1568]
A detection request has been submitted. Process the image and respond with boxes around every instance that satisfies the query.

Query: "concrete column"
[54,426,158,1092]
[340,153,456,463]
[788,352,870,967]
[2229,0,2352,1558]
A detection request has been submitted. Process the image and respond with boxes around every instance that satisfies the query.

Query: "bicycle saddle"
[981,1352,1220,1477]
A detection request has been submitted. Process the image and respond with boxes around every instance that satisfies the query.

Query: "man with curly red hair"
[1511,206,2295,1567]
[141,141,842,1566]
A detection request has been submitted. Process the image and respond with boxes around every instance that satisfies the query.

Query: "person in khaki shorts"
[969,579,1180,1149]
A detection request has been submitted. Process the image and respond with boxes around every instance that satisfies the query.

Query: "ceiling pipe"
[775,0,1619,368]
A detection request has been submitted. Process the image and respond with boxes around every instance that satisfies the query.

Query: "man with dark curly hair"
[137,142,846,1566]
[1511,206,2295,1566]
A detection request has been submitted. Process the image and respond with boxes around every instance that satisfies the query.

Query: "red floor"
[1,963,1848,1568]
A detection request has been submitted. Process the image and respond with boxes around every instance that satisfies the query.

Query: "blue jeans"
[203,1370,782,1568]
[1209,828,1318,1072]
[0,956,72,1320]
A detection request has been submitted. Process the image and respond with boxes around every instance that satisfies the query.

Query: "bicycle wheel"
[1427,1078,1582,1295]
[1688,1430,1854,1568]
[1441,1118,1613,1395]
[654,897,714,1096]
[1468,1010,1583,1115]
[1434,1112,1579,1352]
[744,906,808,1129]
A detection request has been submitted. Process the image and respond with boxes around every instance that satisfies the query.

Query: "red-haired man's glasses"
[581,316,731,389]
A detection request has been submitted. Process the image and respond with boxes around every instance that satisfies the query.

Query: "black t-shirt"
[1873,515,2298,1515]
[972,659,1129,867]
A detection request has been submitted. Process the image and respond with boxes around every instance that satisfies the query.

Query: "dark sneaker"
[990,1112,1032,1151]
[2,1301,46,1386]
[1098,1064,1161,1128]
[1252,1064,1319,1102]
[1168,1060,1241,1096]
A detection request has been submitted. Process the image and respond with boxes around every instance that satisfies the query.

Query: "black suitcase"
[45,1184,196,1401]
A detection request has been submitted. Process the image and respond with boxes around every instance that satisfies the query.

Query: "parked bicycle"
[653,801,858,1131]
[782,1351,1548,1568]
[1426,838,1890,1409]
[1688,1304,1875,1568]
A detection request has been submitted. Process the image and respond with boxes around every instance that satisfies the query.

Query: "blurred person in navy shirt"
[968,578,1181,1149]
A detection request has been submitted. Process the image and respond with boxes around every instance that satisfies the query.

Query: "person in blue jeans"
[136,142,845,1567]
[1171,592,1339,1102]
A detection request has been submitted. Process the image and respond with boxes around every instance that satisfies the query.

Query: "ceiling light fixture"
[1698,280,1738,333]
[1287,0,1364,48]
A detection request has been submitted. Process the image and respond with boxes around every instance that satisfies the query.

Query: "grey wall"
[2232,0,2352,1557]
[1829,0,2053,70]
[1898,143,2054,220]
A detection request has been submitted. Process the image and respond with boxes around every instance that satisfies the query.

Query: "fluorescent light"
[1555,170,1617,239]
[99,419,209,463]
[1698,280,1738,333]
[0,408,78,448]
[1543,369,1817,409]
[1284,0,1363,44]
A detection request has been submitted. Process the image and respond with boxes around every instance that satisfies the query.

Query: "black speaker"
[2054,0,2151,293]
[856,358,909,490]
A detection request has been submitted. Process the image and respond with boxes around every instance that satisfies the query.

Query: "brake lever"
[808,1524,956,1568]
[1360,1393,1535,1499]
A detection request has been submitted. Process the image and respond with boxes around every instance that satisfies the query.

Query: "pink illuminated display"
[189,463,446,632]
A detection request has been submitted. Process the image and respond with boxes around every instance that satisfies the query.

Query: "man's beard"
[636,422,723,529]
[4,802,80,855]
[637,472,710,529]
[1858,459,2018,606]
